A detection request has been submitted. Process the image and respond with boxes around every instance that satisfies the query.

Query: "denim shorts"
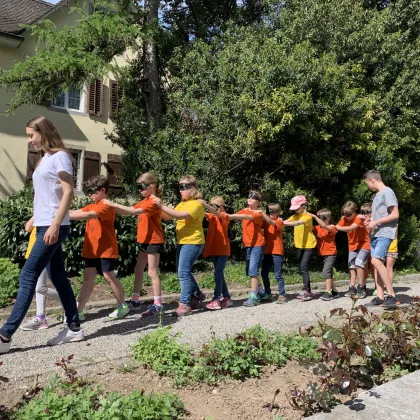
[245,246,264,277]
[370,237,393,261]
[348,249,370,269]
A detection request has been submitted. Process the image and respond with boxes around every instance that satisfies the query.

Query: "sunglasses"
[344,212,354,217]
[248,193,261,201]
[268,209,277,215]
[179,183,194,191]
[136,182,150,191]
[360,210,371,215]
[318,215,328,221]
[211,203,222,209]
[86,187,100,195]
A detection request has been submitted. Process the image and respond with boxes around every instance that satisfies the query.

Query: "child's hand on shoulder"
[153,197,163,208]
[197,199,205,205]
[307,212,316,218]
[252,209,263,215]
[102,199,112,206]
[357,214,366,220]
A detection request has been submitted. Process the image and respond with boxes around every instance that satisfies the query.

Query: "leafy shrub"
[0,258,21,307]
[161,274,181,293]
[13,375,184,420]
[133,325,319,386]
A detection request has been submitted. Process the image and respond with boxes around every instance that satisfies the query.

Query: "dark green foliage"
[13,375,184,420]
[132,325,319,386]
[0,258,21,307]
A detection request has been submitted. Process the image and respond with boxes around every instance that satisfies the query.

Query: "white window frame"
[65,145,85,194]
[52,87,86,113]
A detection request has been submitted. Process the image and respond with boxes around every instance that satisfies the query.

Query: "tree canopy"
[1,0,420,266]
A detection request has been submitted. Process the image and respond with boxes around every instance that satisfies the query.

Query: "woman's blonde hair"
[342,201,358,214]
[137,172,163,198]
[179,175,202,200]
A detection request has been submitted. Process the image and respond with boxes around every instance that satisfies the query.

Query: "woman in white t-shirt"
[0,116,84,354]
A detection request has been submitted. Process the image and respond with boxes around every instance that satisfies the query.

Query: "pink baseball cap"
[290,195,307,210]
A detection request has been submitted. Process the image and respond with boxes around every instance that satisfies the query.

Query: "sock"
[257,285,265,294]
[251,290,258,298]
[154,296,162,306]
[36,314,45,320]
[131,293,140,301]
[0,336,10,343]
[118,303,128,309]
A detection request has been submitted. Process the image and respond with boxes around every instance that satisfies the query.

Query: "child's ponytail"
[155,182,163,198]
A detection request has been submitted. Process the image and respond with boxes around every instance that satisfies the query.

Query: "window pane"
[53,92,65,107]
[68,87,81,110]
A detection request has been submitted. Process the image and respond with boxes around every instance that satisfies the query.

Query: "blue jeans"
[0,226,80,339]
[176,244,204,305]
[212,256,230,298]
[261,254,285,296]
[245,246,264,277]
[370,237,392,261]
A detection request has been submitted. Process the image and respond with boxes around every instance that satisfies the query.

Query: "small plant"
[55,355,78,385]
[0,258,21,307]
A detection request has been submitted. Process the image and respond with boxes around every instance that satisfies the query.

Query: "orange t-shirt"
[81,201,119,258]
[203,212,230,257]
[132,197,164,244]
[237,209,265,247]
[313,225,337,256]
[337,216,370,251]
[263,219,284,255]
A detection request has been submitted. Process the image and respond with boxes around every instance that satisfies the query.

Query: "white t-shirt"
[33,151,73,226]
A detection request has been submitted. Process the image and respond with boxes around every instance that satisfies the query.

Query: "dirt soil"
[0,357,352,420]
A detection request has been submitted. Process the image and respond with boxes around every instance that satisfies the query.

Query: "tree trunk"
[142,0,162,128]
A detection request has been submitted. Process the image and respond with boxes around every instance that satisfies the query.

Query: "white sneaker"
[47,327,84,346]
[0,338,11,354]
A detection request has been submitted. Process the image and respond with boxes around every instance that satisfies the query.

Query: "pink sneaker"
[190,292,206,309]
[220,298,233,309]
[175,303,192,316]
[206,299,222,310]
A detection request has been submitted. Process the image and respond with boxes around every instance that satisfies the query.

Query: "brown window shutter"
[26,144,42,180]
[87,79,103,116]
[83,151,101,188]
[105,154,123,196]
[109,80,123,119]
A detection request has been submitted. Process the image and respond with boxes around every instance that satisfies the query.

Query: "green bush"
[13,376,184,420]
[0,258,21,308]
[132,325,319,386]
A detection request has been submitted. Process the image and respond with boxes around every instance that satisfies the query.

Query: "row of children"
[21,166,400,330]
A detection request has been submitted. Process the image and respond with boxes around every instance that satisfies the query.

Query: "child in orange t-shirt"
[69,175,128,320]
[309,208,338,301]
[335,201,370,299]
[231,190,272,307]
[104,172,164,318]
[261,203,287,304]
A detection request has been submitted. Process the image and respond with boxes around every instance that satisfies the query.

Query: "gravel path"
[1,280,419,380]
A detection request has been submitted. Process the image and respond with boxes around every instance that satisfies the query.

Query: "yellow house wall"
[0,1,123,199]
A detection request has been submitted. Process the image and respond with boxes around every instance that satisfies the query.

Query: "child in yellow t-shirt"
[386,226,398,282]
[20,217,62,331]
[155,175,206,317]
[286,195,317,301]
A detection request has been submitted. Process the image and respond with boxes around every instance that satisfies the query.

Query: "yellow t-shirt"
[25,227,37,259]
[388,226,398,253]
[287,212,316,249]
[175,200,205,244]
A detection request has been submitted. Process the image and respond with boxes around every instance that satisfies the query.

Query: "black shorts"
[139,243,164,254]
[84,258,116,275]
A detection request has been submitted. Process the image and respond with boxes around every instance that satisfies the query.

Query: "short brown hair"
[268,203,280,213]
[86,175,109,193]
[179,175,202,200]
[361,202,372,212]
[317,208,332,220]
[341,201,358,214]
[249,190,262,201]
[363,170,382,182]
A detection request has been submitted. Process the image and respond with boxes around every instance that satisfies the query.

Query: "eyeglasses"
[136,182,150,191]
[86,187,99,195]
[179,183,193,191]
[211,203,221,209]
[268,210,276,215]
[344,212,354,217]
[248,193,261,201]
[360,210,371,215]
[318,215,328,221]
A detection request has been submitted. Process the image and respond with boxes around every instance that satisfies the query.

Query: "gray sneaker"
[21,316,48,331]
[345,286,356,297]
[356,285,367,299]
[47,327,84,346]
